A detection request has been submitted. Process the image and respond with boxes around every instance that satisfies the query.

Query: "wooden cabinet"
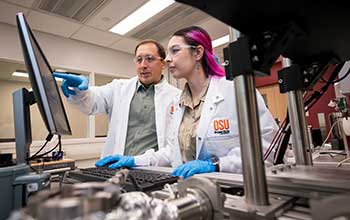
[258,84,287,122]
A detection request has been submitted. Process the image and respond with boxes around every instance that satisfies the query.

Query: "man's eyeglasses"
[133,55,163,64]
[167,45,196,58]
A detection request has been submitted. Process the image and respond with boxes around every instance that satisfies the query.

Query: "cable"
[273,126,291,164]
[264,109,291,162]
[270,110,291,165]
[263,118,286,160]
[319,120,342,149]
[303,64,340,113]
[28,140,49,160]
[28,134,54,160]
[58,135,62,152]
[320,63,350,84]
[37,135,61,159]
[337,157,350,167]
[29,142,59,160]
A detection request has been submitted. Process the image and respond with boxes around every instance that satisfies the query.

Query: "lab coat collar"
[208,76,225,104]
[154,75,167,91]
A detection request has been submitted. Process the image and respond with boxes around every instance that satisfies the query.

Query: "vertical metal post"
[13,88,35,164]
[229,27,269,206]
[282,58,313,165]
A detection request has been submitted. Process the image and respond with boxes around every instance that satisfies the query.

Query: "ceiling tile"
[86,0,148,31]
[27,10,82,38]
[109,37,139,54]
[71,26,121,47]
[197,17,229,40]
[3,0,35,8]
[0,1,28,25]
[128,3,208,41]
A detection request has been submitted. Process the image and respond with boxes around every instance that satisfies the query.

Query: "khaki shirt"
[178,80,210,162]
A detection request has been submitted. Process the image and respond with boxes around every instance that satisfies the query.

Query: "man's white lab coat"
[68,76,180,158]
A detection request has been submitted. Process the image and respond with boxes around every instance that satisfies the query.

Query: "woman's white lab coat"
[68,76,180,158]
[134,76,278,173]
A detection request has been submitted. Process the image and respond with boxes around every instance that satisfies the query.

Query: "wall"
[255,59,337,133]
[0,22,137,166]
[94,75,115,137]
[0,79,89,140]
[0,22,135,78]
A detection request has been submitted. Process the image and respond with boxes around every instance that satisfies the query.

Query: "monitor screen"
[16,12,71,136]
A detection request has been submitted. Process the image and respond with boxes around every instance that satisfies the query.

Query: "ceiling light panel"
[109,0,175,35]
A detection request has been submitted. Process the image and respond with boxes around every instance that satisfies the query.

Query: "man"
[54,39,180,168]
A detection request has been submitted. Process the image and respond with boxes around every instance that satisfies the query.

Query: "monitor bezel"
[16,12,71,135]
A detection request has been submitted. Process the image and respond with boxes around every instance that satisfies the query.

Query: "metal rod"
[234,74,270,206]
[229,28,269,206]
[227,28,270,206]
[283,58,313,165]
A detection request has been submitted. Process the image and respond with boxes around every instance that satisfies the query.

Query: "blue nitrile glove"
[95,155,135,169]
[53,72,89,97]
[172,160,215,179]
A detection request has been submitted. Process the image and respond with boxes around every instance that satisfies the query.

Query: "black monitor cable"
[58,135,62,152]
[27,133,53,161]
[34,137,61,159]
[27,135,61,161]
[31,143,59,160]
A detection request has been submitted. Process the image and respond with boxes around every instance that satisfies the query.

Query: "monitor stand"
[13,88,35,164]
[0,88,51,219]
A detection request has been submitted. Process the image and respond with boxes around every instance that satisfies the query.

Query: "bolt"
[252,56,259,62]
[264,34,272,40]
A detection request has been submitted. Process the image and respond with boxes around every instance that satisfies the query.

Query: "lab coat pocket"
[199,117,239,159]
[202,135,236,158]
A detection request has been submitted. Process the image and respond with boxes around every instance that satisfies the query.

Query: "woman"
[96,26,277,178]
[163,26,277,178]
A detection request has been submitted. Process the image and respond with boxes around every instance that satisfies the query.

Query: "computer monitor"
[13,12,71,164]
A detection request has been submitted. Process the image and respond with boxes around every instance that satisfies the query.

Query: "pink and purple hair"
[172,26,225,77]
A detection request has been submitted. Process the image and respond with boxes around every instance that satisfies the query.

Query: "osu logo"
[213,119,230,134]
